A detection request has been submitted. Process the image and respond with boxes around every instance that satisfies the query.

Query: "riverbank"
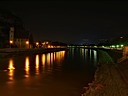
[0,48,68,58]
[82,49,128,96]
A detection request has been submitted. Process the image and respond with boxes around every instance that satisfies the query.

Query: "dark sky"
[0,1,128,44]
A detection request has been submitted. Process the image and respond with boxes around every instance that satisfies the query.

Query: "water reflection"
[8,59,15,80]
[0,49,98,96]
[35,55,39,75]
[80,48,98,65]
[93,50,97,66]
[68,48,74,57]
[46,53,51,65]
[42,54,46,67]
[50,53,54,64]
[6,51,66,80]
[90,50,92,59]
[55,51,65,63]
[25,57,30,78]
[46,53,52,72]
[41,51,65,73]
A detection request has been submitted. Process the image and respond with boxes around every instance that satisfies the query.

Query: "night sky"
[0,1,128,44]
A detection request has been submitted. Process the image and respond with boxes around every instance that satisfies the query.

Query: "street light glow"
[112,45,115,48]
[116,45,119,48]
[36,42,39,45]
[26,41,29,44]
[9,40,13,44]
[121,44,124,47]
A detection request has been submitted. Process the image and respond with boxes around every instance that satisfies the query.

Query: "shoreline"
[81,49,128,96]
[0,48,68,58]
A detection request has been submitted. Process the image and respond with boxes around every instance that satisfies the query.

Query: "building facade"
[9,27,32,48]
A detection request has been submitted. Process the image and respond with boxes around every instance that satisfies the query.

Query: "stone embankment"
[0,48,67,57]
[82,50,128,96]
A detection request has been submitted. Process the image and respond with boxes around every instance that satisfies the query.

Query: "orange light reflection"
[46,53,50,65]
[50,53,54,64]
[35,55,39,75]
[8,59,15,80]
[42,54,45,66]
[55,51,65,63]
[25,57,30,78]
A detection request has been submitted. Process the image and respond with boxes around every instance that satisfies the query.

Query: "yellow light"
[35,55,39,75]
[46,42,48,44]
[25,57,30,78]
[9,40,13,44]
[8,59,15,70]
[51,45,53,48]
[48,45,51,48]
[47,53,51,64]
[42,42,45,45]
[42,54,45,65]
[55,51,65,63]
[26,41,29,44]
[36,42,39,45]
[46,53,53,72]
[8,59,15,80]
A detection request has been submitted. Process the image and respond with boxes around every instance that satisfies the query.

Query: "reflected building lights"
[85,49,88,60]
[90,50,92,59]
[41,51,65,73]
[71,48,74,55]
[85,49,87,57]
[42,54,45,66]
[54,52,56,61]
[50,53,54,64]
[35,55,39,75]
[25,57,30,78]
[46,53,53,72]
[56,51,65,63]
[8,59,15,80]
[42,54,46,71]
[93,50,97,65]
[46,53,51,65]
[81,49,85,57]
[56,52,60,62]
[94,50,97,59]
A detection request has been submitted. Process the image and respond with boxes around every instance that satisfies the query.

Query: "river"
[0,48,98,96]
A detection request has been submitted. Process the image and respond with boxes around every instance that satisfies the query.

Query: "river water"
[0,48,98,96]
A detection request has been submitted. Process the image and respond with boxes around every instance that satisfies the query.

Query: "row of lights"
[35,41,50,48]
[36,41,48,45]
[9,40,29,45]
[110,44,124,48]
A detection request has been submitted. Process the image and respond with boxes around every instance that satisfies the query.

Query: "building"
[9,27,14,47]
[9,27,33,48]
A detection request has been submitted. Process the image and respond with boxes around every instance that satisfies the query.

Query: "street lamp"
[25,41,29,48]
[36,42,39,45]
[10,40,13,44]
[36,42,39,48]
[26,41,29,45]
[121,44,124,47]
[9,40,13,48]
